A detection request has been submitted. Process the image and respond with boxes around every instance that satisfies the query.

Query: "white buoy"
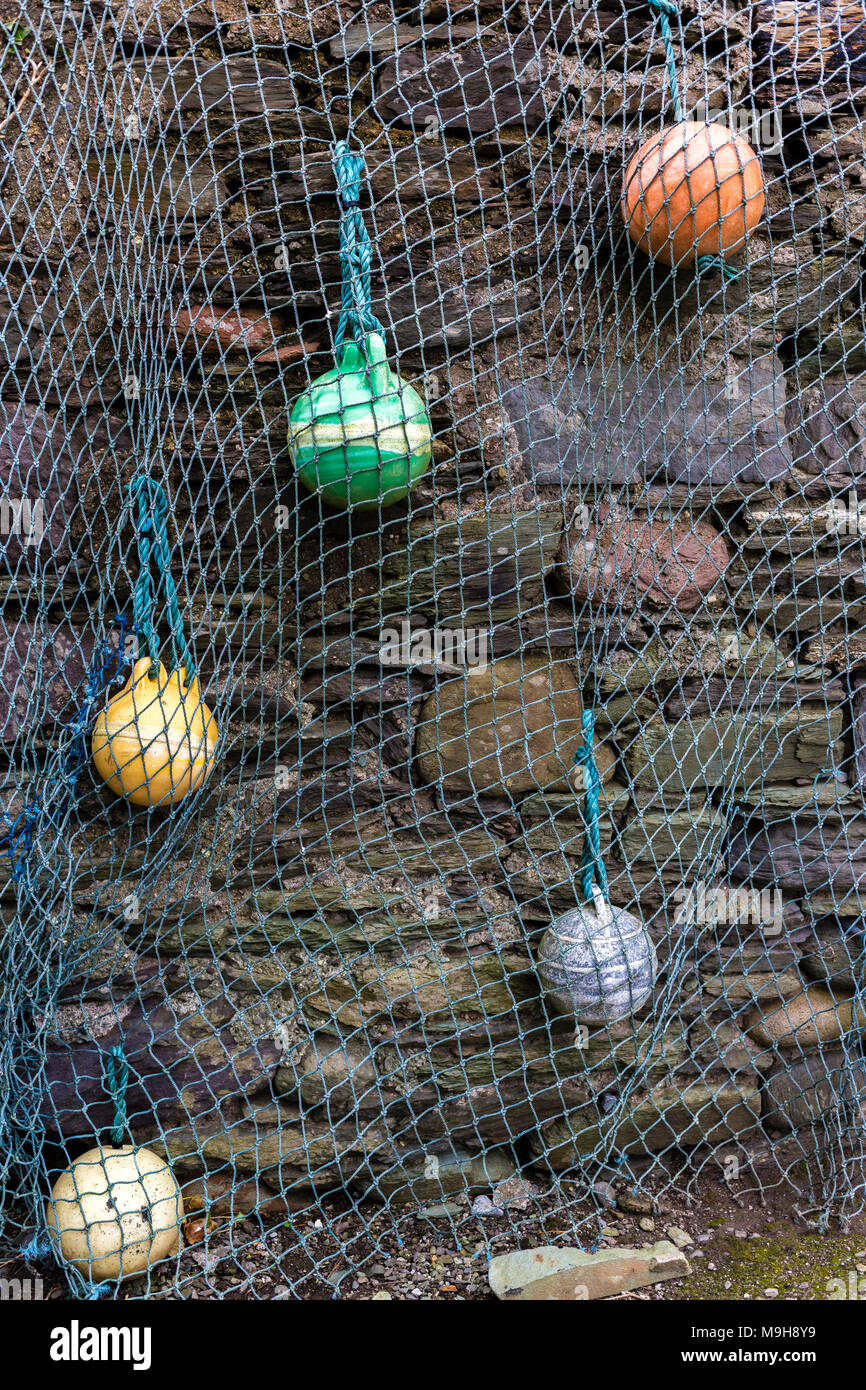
[538,885,657,1024]
[46,1144,183,1282]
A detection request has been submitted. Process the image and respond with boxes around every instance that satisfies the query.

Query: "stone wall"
[6,1,866,1214]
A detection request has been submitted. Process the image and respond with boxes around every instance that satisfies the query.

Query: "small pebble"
[763,1287,779,1298]
[639,1217,654,1232]
[470,1195,503,1217]
[593,1181,617,1209]
[666,1226,693,1248]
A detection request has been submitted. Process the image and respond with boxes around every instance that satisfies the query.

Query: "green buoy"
[288,140,432,510]
[288,330,431,510]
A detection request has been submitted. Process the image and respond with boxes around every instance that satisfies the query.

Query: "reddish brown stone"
[562,504,730,613]
[169,304,318,363]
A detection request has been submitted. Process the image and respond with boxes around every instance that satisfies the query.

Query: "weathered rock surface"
[0,622,97,742]
[356,1144,517,1203]
[629,708,843,794]
[801,928,866,990]
[503,355,792,488]
[530,1078,762,1167]
[39,959,282,1139]
[562,504,730,613]
[488,1240,690,1300]
[787,375,866,480]
[378,509,562,623]
[0,402,76,571]
[748,986,861,1050]
[730,816,866,892]
[763,1049,866,1132]
[416,656,584,794]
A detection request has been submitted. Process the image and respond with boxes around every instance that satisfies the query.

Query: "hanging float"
[537,712,657,1024]
[287,141,432,509]
[621,0,765,276]
[91,477,217,808]
[46,1048,183,1284]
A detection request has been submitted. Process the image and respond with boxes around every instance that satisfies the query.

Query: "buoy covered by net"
[622,120,765,268]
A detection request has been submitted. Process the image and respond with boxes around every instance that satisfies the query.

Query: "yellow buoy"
[46,1144,183,1283]
[92,657,217,808]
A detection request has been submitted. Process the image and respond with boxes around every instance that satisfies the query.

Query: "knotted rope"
[332,139,384,348]
[574,710,609,903]
[105,1044,129,1147]
[129,476,193,679]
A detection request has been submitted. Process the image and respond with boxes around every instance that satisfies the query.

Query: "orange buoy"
[621,120,765,267]
[92,657,217,808]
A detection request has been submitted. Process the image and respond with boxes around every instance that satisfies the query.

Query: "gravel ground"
[8,1140,866,1301]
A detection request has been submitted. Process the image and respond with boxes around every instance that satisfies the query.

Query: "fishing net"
[2,0,866,1298]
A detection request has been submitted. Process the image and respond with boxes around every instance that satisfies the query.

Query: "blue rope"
[105,1044,129,1147]
[574,710,609,903]
[0,615,135,881]
[645,0,742,282]
[332,140,384,348]
[128,476,194,678]
[696,255,741,282]
[19,1233,54,1261]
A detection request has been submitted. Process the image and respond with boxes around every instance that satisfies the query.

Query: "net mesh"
[1,0,866,1297]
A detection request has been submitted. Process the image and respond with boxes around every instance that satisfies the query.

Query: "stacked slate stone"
[6,0,866,1221]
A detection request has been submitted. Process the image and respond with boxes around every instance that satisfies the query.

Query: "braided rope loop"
[575,709,610,904]
[128,476,194,678]
[332,140,385,349]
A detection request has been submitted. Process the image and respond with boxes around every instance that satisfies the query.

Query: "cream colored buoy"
[46,1144,183,1282]
[622,121,765,268]
[92,657,217,808]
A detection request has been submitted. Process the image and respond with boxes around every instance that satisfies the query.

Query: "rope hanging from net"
[129,476,194,678]
[332,139,385,348]
[646,0,741,282]
[105,1045,129,1148]
[575,710,610,904]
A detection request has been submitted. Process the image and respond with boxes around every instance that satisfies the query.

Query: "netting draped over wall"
[1,0,866,1297]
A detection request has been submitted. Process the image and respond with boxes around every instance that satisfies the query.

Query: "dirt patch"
[10,1159,866,1301]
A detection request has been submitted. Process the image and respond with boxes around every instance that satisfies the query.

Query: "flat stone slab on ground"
[488,1240,690,1300]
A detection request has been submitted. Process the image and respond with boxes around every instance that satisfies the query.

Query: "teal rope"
[647,0,683,123]
[696,255,741,283]
[105,1045,128,1147]
[575,710,609,903]
[645,0,742,283]
[129,476,194,678]
[332,140,384,348]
